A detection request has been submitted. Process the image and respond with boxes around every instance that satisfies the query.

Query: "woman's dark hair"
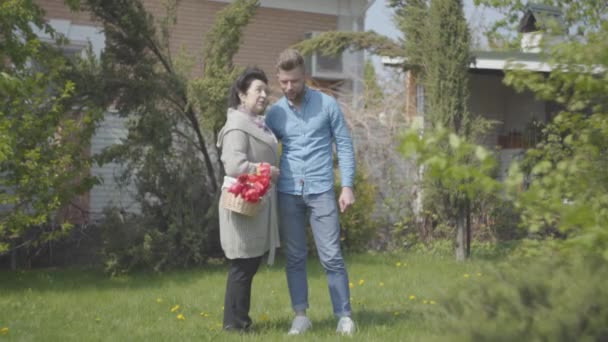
[228,67,268,109]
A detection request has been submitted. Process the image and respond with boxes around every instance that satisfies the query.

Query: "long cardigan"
[217,108,280,264]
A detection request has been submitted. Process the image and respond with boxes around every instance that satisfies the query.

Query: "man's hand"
[338,187,355,213]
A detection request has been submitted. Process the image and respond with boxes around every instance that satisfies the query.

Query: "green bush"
[334,163,378,252]
[99,149,219,274]
[439,254,608,341]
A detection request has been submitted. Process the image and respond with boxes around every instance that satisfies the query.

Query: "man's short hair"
[276,49,305,71]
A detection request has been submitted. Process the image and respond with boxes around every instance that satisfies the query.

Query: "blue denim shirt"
[265,87,355,195]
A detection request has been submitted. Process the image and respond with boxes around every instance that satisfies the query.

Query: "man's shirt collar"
[286,86,311,110]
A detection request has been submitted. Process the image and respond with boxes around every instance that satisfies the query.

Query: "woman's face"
[239,79,268,115]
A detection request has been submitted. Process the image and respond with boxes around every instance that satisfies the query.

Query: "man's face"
[277,67,305,102]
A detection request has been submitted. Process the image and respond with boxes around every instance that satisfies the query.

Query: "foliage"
[389,0,428,68]
[400,125,503,259]
[100,144,216,274]
[84,0,260,271]
[188,0,259,135]
[334,163,378,252]
[0,0,103,256]
[292,31,403,58]
[422,0,473,135]
[441,255,608,341]
[490,4,608,260]
[362,60,384,109]
[458,0,608,260]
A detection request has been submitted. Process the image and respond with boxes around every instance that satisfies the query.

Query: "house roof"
[471,50,552,72]
[209,0,375,16]
[381,50,553,73]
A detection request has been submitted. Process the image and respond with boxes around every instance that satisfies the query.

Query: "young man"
[265,49,356,336]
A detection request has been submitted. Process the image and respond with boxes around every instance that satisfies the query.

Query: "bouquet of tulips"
[227,162,272,203]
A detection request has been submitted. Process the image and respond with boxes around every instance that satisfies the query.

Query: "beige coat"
[217,108,280,264]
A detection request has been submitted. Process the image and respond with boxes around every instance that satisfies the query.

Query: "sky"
[365,0,503,43]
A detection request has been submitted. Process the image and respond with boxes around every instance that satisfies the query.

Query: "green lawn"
[0,252,490,341]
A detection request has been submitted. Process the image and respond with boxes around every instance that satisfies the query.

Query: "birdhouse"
[518,3,565,53]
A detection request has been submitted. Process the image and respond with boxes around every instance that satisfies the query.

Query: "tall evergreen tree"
[82,0,261,271]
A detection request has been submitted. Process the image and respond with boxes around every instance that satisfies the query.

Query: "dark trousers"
[223,256,262,331]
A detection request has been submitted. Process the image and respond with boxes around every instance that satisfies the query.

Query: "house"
[382,3,563,180]
[34,0,375,222]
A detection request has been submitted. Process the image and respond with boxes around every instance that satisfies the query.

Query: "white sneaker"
[336,316,356,336]
[287,316,312,335]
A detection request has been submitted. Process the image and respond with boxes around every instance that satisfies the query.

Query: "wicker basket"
[221,190,264,217]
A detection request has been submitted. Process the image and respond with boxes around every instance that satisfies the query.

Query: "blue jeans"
[278,189,352,318]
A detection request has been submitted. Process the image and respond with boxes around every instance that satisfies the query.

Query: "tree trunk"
[465,199,471,258]
[10,247,17,270]
[455,203,466,261]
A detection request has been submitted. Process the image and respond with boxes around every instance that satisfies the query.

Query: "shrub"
[334,163,378,252]
[439,254,608,341]
[99,148,219,274]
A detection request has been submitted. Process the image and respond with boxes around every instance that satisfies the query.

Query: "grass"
[0,251,493,341]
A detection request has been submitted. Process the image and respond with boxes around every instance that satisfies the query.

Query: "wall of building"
[38,0,338,89]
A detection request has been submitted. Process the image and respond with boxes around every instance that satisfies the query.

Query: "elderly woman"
[216,67,280,332]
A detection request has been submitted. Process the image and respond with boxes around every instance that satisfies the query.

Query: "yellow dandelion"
[430,300,437,305]
[476,273,482,276]
[200,312,210,318]
[378,282,385,287]
[170,304,180,312]
[156,298,163,303]
[395,262,402,267]
[358,279,365,286]
[423,300,429,304]
[177,313,185,320]
[259,313,270,322]
[409,295,416,300]
[349,282,354,288]
[463,274,470,278]
[1,327,8,335]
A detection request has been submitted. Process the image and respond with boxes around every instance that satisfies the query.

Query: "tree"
[0,0,103,264]
[413,0,482,261]
[82,0,260,272]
